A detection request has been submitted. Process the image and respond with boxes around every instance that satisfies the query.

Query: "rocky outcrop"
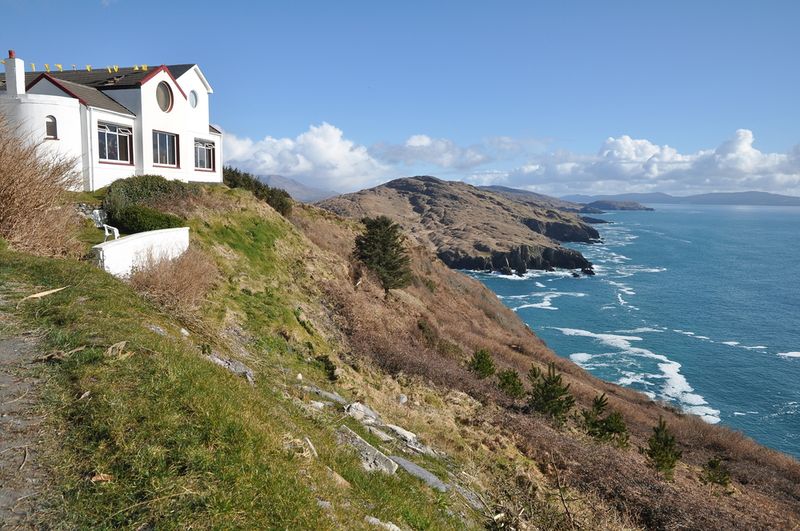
[318,176,598,275]
[336,425,398,474]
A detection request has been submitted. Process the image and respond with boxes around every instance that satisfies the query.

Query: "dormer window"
[156,81,173,112]
[45,115,58,139]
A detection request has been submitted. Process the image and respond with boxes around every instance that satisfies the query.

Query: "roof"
[0,64,199,115]
[209,124,221,134]
[0,64,197,91]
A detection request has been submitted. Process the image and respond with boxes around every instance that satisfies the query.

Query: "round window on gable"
[156,81,173,112]
[189,90,198,108]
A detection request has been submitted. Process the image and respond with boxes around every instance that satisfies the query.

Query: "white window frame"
[98,122,133,164]
[194,139,215,170]
[152,130,179,167]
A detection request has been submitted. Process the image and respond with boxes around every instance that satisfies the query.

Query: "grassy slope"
[2,186,799,530]
[0,192,470,529]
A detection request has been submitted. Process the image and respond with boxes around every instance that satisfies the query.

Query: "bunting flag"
[113,65,119,72]
[106,66,112,73]
[86,65,92,72]
[142,64,148,71]
[30,63,36,71]
[44,64,50,72]
[56,64,63,72]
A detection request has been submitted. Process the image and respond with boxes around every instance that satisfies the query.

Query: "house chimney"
[5,49,25,97]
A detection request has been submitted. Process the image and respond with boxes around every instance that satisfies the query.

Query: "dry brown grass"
[291,203,800,530]
[128,247,218,316]
[0,115,82,257]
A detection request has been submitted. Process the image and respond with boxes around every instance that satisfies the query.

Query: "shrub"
[315,355,338,382]
[223,166,292,216]
[527,362,575,425]
[128,247,218,315]
[497,369,525,398]
[700,456,732,489]
[0,114,82,257]
[103,174,197,220]
[641,416,682,480]
[112,205,184,234]
[581,394,629,447]
[469,348,496,378]
[354,216,412,294]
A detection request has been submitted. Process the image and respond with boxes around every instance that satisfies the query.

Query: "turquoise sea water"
[470,204,800,458]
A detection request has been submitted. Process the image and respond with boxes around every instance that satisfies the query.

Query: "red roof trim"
[27,73,88,106]
[138,65,187,99]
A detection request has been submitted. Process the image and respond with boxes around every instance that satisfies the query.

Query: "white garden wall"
[93,227,189,278]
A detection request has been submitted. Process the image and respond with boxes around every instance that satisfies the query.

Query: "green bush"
[497,369,525,398]
[527,362,575,425]
[354,216,412,294]
[641,416,682,480]
[700,456,731,489]
[103,174,196,219]
[469,348,496,379]
[581,393,629,447]
[223,166,293,216]
[112,205,184,234]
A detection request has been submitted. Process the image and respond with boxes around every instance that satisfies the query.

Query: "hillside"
[584,200,654,211]
[257,174,337,202]
[564,191,800,207]
[1,182,799,529]
[318,176,599,275]
[478,185,593,212]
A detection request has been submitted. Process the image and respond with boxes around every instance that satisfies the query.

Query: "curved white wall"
[93,227,190,278]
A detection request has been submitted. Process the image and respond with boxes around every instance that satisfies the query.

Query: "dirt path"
[0,333,48,529]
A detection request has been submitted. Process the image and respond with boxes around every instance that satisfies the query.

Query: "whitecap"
[512,292,586,311]
[778,352,800,359]
[721,341,740,346]
[742,345,767,350]
[733,412,746,416]
[535,282,546,288]
[615,327,664,334]
[550,327,720,423]
[570,353,593,363]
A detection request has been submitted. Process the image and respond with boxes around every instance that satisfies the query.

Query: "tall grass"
[0,115,82,257]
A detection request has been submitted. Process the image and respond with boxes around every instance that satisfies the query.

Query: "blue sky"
[3,0,800,195]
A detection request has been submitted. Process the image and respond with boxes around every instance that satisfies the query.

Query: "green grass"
[0,216,470,529]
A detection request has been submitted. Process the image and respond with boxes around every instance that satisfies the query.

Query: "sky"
[3,0,800,196]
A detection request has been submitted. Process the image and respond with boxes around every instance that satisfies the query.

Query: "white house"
[0,50,223,191]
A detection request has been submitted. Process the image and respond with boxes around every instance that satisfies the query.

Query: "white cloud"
[223,123,387,191]
[371,134,492,170]
[466,129,800,196]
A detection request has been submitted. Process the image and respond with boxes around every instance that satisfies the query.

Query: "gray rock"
[147,324,167,336]
[385,424,437,456]
[316,499,332,511]
[390,456,449,492]
[345,402,382,425]
[205,354,255,385]
[336,426,397,474]
[301,385,347,405]
[180,328,190,337]
[367,426,395,442]
[397,393,408,405]
[451,482,485,511]
[364,516,402,531]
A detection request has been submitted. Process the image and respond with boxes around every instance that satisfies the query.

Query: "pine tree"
[527,362,575,425]
[581,393,629,447]
[354,216,412,294]
[496,369,525,398]
[641,416,682,480]
[469,348,496,378]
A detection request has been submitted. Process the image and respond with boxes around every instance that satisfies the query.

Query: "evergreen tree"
[468,348,496,378]
[354,216,412,294]
[700,456,732,489]
[581,393,629,447]
[496,369,525,398]
[527,362,575,425]
[641,416,682,480]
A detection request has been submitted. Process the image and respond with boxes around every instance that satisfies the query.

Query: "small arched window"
[45,115,58,139]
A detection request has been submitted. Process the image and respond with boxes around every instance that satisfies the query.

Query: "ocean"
[470,204,800,458]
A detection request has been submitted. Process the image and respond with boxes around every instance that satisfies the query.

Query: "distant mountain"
[563,191,800,207]
[584,200,654,211]
[256,175,337,203]
[479,185,590,212]
[319,176,599,275]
